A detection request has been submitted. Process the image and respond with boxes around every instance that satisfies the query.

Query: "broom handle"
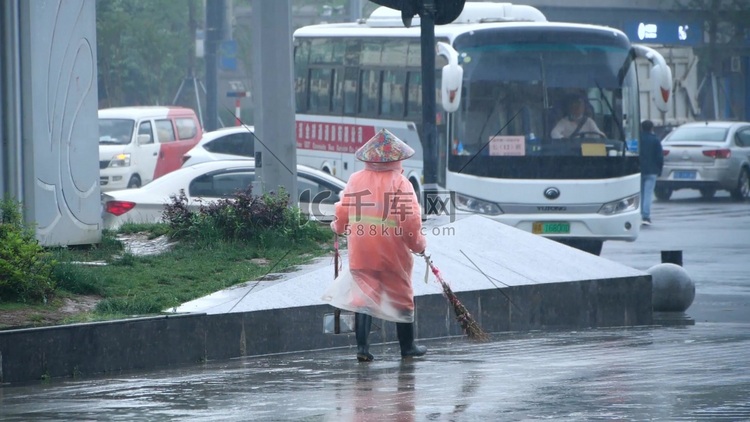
[333,234,341,334]
[421,254,443,284]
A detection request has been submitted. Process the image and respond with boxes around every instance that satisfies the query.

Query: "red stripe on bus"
[295,121,377,153]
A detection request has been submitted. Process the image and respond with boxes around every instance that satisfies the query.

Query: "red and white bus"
[292,2,672,255]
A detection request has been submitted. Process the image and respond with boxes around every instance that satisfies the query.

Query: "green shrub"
[162,187,330,247]
[0,197,56,302]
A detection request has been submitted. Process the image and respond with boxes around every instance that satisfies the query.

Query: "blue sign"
[623,20,702,46]
[220,40,238,71]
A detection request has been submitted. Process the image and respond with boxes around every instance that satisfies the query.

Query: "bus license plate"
[673,170,696,180]
[532,222,570,234]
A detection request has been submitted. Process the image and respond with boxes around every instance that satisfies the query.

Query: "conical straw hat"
[355,129,415,162]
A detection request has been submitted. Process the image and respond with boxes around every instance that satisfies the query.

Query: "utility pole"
[205,0,225,131]
[420,0,438,203]
[250,0,297,204]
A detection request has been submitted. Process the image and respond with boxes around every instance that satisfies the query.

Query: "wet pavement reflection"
[2,323,749,421]
[2,191,749,420]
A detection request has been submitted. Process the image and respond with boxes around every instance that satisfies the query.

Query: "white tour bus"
[292,2,672,255]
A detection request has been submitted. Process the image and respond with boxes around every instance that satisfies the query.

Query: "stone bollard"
[647,263,695,312]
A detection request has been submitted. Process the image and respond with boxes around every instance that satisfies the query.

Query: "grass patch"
[2,189,333,328]
[46,223,331,321]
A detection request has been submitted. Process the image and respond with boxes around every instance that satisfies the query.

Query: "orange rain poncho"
[322,161,426,323]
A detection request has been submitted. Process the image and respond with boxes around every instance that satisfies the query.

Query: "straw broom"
[421,254,489,342]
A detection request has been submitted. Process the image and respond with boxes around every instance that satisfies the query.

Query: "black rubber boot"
[355,313,374,362]
[396,322,427,358]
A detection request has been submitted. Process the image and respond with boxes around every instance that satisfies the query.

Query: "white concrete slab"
[173,215,646,315]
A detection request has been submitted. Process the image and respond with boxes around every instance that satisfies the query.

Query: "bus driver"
[550,96,605,139]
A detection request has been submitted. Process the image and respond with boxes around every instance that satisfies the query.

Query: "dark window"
[310,39,334,64]
[382,40,408,67]
[332,68,344,114]
[343,67,358,115]
[137,121,154,144]
[99,119,135,145]
[361,40,383,66]
[294,40,311,113]
[176,118,198,140]
[309,68,333,113]
[381,70,406,117]
[204,132,255,157]
[155,119,176,143]
[407,41,421,67]
[359,69,380,115]
[189,170,255,197]
[735,127,750,147]
[344,40,361,66]
[297,174,342,204]
[331,39,346,65]
[406,71,422,117]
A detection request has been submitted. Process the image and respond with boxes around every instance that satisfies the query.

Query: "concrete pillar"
[1,0,24,200]
[250,0,297,205]
[17,0,101,245]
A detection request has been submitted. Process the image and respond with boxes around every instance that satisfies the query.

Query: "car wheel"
[654,186,672,201]
[730,168,750,201]
[127,175,141,189]
[699,188,716,199]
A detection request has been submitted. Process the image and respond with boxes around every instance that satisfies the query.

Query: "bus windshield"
[448,29,639,180]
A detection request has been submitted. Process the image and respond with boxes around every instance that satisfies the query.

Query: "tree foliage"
[97,0,201,107]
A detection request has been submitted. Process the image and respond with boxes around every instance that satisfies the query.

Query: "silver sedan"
[655,121,750,201]
[101,160,345,230]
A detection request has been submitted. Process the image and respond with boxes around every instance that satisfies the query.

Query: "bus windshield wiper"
[458,108,521,174]
[595,80,626,155]
[474,92,509,146]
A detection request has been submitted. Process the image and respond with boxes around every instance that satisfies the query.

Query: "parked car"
[181,125,255,167]
[101,160,345,229]
[99,106,203,191]
[655,121,750,201]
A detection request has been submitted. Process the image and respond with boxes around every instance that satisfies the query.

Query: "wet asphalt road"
[1,190,748,421]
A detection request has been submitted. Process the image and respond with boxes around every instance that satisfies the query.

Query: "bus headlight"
[598,194,639,215]
[109,153,131,168]
[454,192,503,216]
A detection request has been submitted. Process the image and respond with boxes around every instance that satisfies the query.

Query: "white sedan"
[102,160,345,230]
[181,125,255,167]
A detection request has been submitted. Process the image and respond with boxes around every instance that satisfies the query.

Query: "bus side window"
[359,69,380,116]
[294,39,310,113]
[332,68,346,115]
[381,70,406,118]
[406,71,422,117]
[343,67,358,115]
[309,68,333,114]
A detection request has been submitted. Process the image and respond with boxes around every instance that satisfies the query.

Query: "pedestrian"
[640,120,664,225]
[322,129,427,362]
